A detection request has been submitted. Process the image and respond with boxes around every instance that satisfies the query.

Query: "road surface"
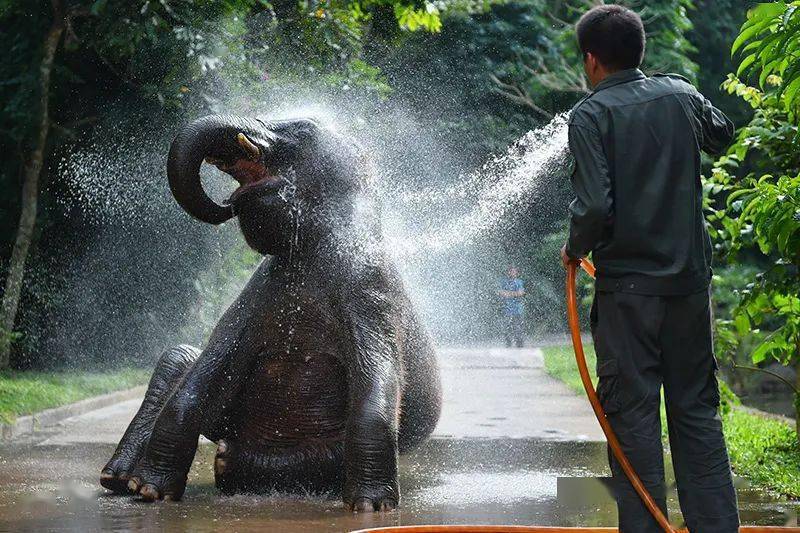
[0,347,796,531]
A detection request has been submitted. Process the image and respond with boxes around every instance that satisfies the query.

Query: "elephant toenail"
[380,499,397,511]
[353,497,373,512]
[139,484,160,501]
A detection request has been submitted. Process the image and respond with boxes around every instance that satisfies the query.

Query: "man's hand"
[560,244,580,269]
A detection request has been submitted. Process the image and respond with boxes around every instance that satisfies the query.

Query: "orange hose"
[566,259,674,533]
[350,524,800,533]
[349,258,800,533]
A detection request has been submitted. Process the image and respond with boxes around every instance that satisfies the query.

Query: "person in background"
[498,266,526,348]
[561,4,738,532]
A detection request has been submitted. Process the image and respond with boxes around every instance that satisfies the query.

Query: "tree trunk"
[0,3,64,369]
[795,344,799,442]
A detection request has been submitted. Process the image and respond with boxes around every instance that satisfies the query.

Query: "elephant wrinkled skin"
[100,115,442,512]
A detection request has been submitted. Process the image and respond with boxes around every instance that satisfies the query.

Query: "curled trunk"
[166,115,269,224]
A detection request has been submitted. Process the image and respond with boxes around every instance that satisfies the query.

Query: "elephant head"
[167,114,374,255]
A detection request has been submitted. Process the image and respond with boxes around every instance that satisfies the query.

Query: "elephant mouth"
[205,156,284,203]
[168,115,312,225]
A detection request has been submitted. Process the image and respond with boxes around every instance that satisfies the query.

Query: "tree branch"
[488,74,554,120]
[732,362,799,394]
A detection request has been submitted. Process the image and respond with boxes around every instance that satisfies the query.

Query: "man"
[560,5,739,532]
[498,266,525,348]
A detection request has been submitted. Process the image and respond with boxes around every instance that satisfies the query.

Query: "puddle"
[0,438,796,531]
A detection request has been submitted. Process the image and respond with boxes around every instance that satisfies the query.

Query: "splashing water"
[46,104,572,360]
[382,113,571,259]
[57,135,236,227]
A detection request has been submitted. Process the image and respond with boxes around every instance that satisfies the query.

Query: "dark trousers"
[591,290,739,533]
[504,314,524,347]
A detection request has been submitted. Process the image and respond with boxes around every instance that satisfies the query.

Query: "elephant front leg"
[101,345,200,494]
[126,379,204,501]
[342,336,402,512]
[127,344,251,501]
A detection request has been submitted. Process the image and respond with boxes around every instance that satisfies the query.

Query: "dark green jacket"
[566,68,734,295]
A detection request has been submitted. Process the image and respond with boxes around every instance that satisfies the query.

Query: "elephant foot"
[100,467,133,494]
[348,496,397,512]
[100,452,141,494]
[344,483,399,513]
[214,439,238,494]
[128,458,188,502]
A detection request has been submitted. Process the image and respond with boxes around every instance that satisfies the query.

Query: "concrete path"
[39,346,604,446]
[1,346,796,531]
[435,347,603,441]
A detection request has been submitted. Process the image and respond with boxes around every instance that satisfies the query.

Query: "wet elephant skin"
[100,115,443,512]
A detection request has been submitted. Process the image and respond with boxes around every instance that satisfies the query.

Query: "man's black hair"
[576,4,646,71]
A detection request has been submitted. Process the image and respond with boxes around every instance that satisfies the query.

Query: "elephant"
[99,115,442,512]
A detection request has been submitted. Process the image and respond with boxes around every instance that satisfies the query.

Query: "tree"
[687,0,755,125]
[0,0,450,369]
[0,0,262,368]
[707,2,800,437]
[488,0,698,119]
[1,0,67,368]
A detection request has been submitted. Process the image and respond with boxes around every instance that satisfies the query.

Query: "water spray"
[351,258,800,532]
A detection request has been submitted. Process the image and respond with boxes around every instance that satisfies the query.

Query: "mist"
[17,24,573,370]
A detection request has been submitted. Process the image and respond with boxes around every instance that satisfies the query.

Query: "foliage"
[0,0,756,368]
[543,344,800,497]
[0,0,452,370]
[705,1,800,429]
[733,1,800,122]
[688,0,755,125]
[488,0,699,119]
[0,367,150,424]
[723,408,800,498]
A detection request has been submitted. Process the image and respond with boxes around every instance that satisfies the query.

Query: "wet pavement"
[0,347,797,532]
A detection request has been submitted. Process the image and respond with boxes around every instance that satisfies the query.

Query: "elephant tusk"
[237,132,261,160]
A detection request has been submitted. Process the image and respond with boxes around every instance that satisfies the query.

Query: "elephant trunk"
[167,114,268,225]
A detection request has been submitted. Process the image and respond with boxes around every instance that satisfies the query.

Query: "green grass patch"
[542,343,596,395]
[541,345,800,498]
[723,409,800,497]
[0,367,150,424]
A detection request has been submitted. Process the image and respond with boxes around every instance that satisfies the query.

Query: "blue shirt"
[501,278,525,316]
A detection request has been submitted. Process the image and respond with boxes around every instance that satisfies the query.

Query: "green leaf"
[751,1,789,23]
[776,219,796,253]
[734,2,790,56]
[751,339,775,363]
[734,313,751,336]
[733,24,766,56]
[737,53,759,77]
[783,74,800,106]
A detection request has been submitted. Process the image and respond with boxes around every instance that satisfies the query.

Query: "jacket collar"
[593,68,646,92]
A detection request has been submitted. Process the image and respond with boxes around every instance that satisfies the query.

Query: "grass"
[542,344,596,395]
[541,344,800,498]
[723,408,800,497]
[0,367,150,425]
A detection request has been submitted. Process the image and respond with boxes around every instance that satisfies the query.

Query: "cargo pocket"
[596,357,621,415]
